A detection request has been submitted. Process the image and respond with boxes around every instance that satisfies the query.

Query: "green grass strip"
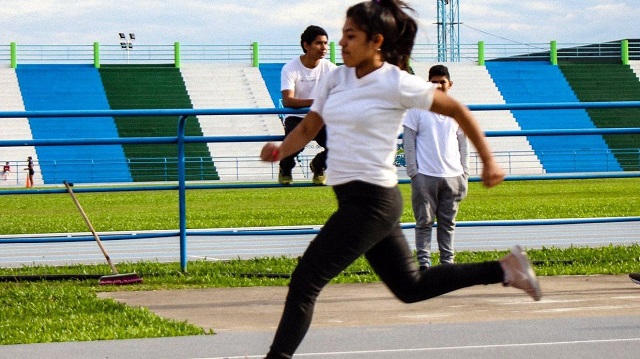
[0,178,639,234]
[0,282,208,345]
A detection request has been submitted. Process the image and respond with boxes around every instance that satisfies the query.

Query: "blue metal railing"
[1,101,640,271]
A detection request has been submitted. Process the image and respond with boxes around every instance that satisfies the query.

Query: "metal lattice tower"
[436,0,460,62]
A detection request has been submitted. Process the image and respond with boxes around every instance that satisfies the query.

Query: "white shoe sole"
[512,245,542,301]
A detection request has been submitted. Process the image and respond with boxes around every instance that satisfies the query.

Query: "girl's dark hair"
[346,0,417,71]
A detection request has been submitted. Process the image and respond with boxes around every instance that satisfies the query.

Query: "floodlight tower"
[436,0,460,62]
[118,32,135,64]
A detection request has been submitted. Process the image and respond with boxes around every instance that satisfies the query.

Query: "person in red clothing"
[2,161,10,181]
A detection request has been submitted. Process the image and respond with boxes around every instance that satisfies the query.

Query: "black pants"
[279,116,327,175]
[265,181,504,358]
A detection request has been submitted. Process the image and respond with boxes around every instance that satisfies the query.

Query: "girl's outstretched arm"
[260,111,325,162]
[430,90,505,188]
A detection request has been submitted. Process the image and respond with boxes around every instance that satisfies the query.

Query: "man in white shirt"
[279,25,336,185]
[403,65,469,270]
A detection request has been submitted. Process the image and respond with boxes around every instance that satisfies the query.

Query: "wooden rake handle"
[63,180,118,275]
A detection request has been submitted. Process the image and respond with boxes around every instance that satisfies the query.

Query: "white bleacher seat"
[181,63,284,181]
[629,61,640,80]
[0,68,41,186]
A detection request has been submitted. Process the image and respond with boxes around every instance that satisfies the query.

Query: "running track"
[1,220,638,267]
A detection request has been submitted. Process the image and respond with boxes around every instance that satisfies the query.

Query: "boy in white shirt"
[403,64,469,269]
[279,25,337,185]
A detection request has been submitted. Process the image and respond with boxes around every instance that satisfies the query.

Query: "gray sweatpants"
[411,173,468,267]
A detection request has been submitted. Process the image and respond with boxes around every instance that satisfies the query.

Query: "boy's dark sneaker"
[310,162,326,186]
[278,169,293,185]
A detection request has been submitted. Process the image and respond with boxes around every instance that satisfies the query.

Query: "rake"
[63,180,142,285]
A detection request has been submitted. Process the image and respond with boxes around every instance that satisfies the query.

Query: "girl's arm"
[261,111,325,162]
[430,90,504,188]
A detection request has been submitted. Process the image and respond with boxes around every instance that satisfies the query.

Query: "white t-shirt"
[281,56,337,101]
[311,62,436,187]
[404,109,465,177]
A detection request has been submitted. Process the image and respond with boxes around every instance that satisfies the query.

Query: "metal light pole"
[436,0,460,62]
[119,32,135,64]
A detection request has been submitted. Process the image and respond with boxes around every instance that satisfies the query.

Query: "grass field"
[1,177,639,345]
[1,178,639,234]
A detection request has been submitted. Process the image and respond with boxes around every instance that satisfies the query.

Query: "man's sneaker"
[500,245,542,301]
[629,273,640,285]
[310,162,326,186]
[278,170,293,186]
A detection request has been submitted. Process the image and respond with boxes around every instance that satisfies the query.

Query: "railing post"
[10,42,17,69]
[622,39,629,65]
[174,42,181,68]
[330,41,336,64]
[93,42,100,68]
[177,115,188,272]
[252,42,259,67]
[550,40,558,65]
[478,41,485,66]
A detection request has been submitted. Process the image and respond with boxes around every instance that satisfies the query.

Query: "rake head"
[98,273,143,286]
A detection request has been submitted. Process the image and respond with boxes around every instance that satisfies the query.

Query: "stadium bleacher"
[181,63,281,180]
[559,63,640,171]
[16,64,132,184]
[486,61,622,173]
[0,68,37,186]
[0,54,638,184]
[99,65,218,182]
[412,62,544,175]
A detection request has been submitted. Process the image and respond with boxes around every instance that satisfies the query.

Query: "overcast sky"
[1,0,637,47]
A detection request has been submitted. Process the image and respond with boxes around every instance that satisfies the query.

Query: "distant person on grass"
[278,25,337,186]
[403,64,469,270]
[259,1,541,358]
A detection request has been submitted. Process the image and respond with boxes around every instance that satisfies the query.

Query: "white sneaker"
[500,245,542,301]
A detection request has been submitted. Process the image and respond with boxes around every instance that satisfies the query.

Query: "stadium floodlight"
[118,32,135,64]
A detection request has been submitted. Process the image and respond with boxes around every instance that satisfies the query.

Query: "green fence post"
[174,42,181,68]
[252,42,259,67]
[622,39,629,65]
[478,41,485,66]
[10,42,17,68]
[330,41,336,64]
[550,40,558,65]
[93,42,100,68]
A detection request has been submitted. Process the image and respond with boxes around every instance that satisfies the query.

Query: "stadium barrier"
[1,101,639,271]
[1,40,638,66]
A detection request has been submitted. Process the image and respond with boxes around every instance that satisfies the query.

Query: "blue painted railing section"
[0,102,639,271]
